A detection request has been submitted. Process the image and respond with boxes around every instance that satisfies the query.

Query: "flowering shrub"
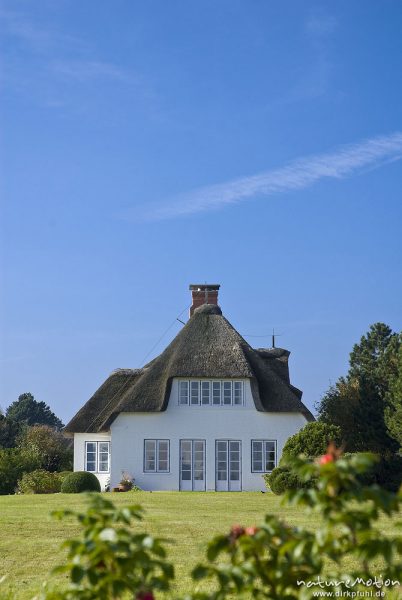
[37,449,401,599]
[37,494,174,599]
[186,450,402,599]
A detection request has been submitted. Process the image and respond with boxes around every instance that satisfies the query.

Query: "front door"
[180,440,206,491]
[215,440,242,491]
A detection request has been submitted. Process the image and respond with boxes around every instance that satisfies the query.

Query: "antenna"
[271,328,283,348]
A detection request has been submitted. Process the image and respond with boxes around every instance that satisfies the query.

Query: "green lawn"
[0,491,400,599]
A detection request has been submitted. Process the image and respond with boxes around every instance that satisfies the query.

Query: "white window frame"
[178,380,244,406]
[144,439,170,473]
[233,381,243,405]
[190,380,200,405]
[212,381,221,405]
[251,440,277,473]
[179,380,189,405]
[85,441,110,473]
[223,381,232,405]
[201,381,211,405]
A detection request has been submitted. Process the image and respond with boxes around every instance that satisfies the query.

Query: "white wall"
[74,433,111,491]
[107,379,307,491]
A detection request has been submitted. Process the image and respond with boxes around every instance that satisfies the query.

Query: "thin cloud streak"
[134,132,402,222]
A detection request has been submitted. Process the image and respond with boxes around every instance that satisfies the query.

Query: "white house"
[65,284,314,491]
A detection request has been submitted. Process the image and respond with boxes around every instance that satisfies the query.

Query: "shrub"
[343,452,402,491]
[281,421,342,463]
[58,471,73,482]
[39,450,402,599]
[371,453,402,492]
[17,469,63,494]
[188,452,402,599]
[41,494,174,599]
[0,447,39,495]
[264,466,308,495]
[61,471,101,493]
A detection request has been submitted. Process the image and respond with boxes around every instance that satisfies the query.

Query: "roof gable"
[64,304,314,433]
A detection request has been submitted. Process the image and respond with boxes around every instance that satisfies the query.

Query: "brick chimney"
[189,284,220,316]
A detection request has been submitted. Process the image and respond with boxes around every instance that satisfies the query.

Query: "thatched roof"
[65,304,314,434]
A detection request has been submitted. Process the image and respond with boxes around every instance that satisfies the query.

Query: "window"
[201,381,210,405]
[212,381,221,405]
[85,441,110,473]
[178,380,244,406]
[144,440,170,473]
[223,382,232,405]
[190,381,200,405]
[98,442,110,472]
[233,381,243,405]
[179,381,189,405]
[251,440,276,473]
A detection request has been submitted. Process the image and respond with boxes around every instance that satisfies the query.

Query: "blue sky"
[1,1,401,423]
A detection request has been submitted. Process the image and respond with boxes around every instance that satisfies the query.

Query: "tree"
[6,393,64,430]
[17,425,73,472]
[0,448,39,495]
[384,343,402,449]
[317,323,400,454]
[0,413,23,448]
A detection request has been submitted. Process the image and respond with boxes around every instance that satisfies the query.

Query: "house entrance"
[215,440,242,491]
[179,440,206,491]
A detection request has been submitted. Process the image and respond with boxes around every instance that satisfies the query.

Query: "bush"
[281,422,342,463]
[40,451,402,600]
[187,452,402,599]
[376,454,402,491]
[41,494,174,599]
[17,469,63,494]
[58,470,72,482]
[264,466,308,495]
[343,452,402,491]
[61,471,101,493]
[0,447,39,495]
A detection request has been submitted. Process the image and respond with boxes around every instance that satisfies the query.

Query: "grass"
[0,491,400,599]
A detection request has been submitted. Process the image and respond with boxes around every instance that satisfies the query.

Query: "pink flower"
[319,454,334,465]
[245,526,259,536]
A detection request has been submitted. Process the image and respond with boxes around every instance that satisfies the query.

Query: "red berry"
[319,454,334,465]
[245,526,258,536]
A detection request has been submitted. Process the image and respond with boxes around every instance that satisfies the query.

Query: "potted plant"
[118,472,134,492]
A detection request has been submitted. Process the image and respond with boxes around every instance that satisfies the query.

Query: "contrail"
[130,131,402,221]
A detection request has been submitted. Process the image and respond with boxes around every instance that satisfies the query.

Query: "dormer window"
[178,380,243,406]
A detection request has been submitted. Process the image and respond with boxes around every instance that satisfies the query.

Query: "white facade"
[73,432,111,491]
[74,378,308,491]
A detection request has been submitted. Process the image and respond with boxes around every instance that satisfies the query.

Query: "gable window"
[223,382,232,405]
[190,381,200,405]
[85,441,110,473]
[178,380,244,406]
[201,381,210,405]
[233,381,243,405]
[144,440,170,473]
[251,440,276,473]
[179,381,189,405]
[212,381,221,405]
